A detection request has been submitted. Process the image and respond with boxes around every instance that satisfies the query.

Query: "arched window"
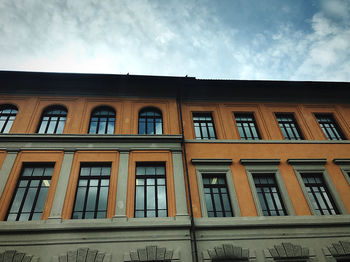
[37,105,67,134]
[89,106,116,134]
[0,104,18,133]
[138,107,163,135]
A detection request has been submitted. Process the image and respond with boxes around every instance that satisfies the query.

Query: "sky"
[0,0,350,81]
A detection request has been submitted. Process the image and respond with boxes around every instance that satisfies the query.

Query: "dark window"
[72,164,111,219]
[253,174,286,216]
[193,113,217,139]
[203,174,233,217]
[6,164,54,221]
[234,113,260,140]
[0,104,18,133]
[37,106,67,134]
[135,163,167,218]
[301,173,339,215]
[88,106,116,134]
[138,107,163,135]
[315,114,345,140]
[275,113,303,140]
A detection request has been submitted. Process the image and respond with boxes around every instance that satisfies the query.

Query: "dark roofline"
[0,70,349,103]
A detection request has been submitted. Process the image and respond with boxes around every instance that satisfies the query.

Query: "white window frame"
[191,159,241,218]
[241,159,295,216]
[288,159,347,215]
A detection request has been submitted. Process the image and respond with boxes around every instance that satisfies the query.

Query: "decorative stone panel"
[0,250,39,262]
[202,244,256,261]
[124,245,179,261]
[323,241,350,262]
[264,242,316,262]
[54,248,110,262]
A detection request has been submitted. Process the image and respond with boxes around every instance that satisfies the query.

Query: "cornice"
[0,134,182,143]
[240,159,280,165]
[287,159,327,165]
[191,158,233,165]
[333,159,350,165]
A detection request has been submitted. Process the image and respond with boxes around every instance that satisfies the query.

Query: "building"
[0,70,349,262]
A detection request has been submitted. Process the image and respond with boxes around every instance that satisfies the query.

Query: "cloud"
[0,0,349,81]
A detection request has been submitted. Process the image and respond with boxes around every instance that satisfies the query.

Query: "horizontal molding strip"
[191,159,233,165]
[333,159,350,165]
[287,159,327,165]
[185,139,350,144]
[0,215,349,234]
[240,159,280,165]
[0,134,183,151]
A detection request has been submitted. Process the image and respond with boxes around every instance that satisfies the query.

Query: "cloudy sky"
[1,0,350,81]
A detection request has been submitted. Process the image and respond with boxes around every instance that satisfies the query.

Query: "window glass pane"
[205,193,213,212]
[157,186,166,209]
[9,188,25,213]
[86,187,97,211]
[34,186,49,212]
[135,186,144,209]
[74,187,87,211]
[98,187,108,211]
[56,119,65,134]
[147,185,155,209]
[89,119,98,134]
[107,120,115,134]
[98,118,106,134]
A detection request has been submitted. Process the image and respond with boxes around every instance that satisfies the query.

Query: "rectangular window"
[6,164,54,221]
[193,113,217,139]
[275,113,303,140]
[202,174,233,217]
[301,173,339,215]
[315,114,345,140]
[72,164,111,219]
[253,174,286,216]
[234,113,260,140]
[135,163,167,218]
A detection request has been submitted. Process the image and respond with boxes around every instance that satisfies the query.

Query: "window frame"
[134,162,168,218]
[71,163,112,219]
[275,113,304,140]
[0,104,18,133]
[138,107,163,135]
[234,112,261,140]
[314,113,346,140]
[202,173,233,217]
[192,112,217,140]
[5,163,55,221]
[288,159,347,215]
[241,159,295,216]
[37,105,68,134]
[88,106,116,135]
[192,159,240,218]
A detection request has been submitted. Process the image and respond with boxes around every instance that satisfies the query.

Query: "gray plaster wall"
[0,216,350,261]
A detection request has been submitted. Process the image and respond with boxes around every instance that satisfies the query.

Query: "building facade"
[0,71,349,262]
